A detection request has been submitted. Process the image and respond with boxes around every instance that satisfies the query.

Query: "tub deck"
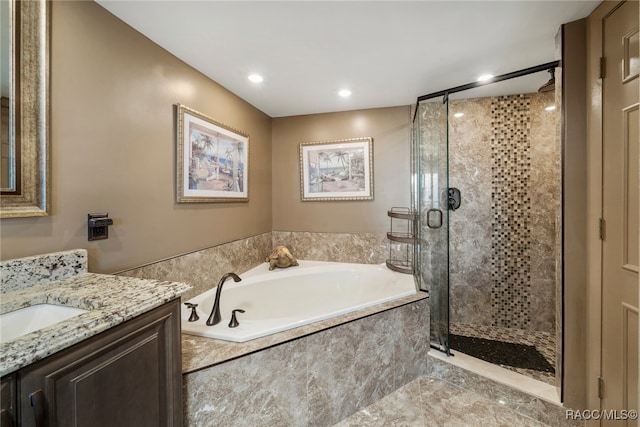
[181,290,428,374]
[181,260,417,343]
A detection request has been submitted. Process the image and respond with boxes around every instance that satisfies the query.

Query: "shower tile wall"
[528,92,560,332]
[448,98,494,326]
[554,66,563,391]
[448,92,559,334]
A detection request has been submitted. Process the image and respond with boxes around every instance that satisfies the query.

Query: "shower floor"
[449,323,556,385]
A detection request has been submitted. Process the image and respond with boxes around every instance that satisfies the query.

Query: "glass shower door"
[413,98,450,354]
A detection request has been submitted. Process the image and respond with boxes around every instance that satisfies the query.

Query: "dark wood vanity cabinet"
[1,373,17,426]
[13,299,182,427]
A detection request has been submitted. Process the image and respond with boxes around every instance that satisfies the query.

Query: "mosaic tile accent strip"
[490,95,532,330]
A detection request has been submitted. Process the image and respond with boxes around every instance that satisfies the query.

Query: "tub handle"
[184,302,199,322]
[229,309,245,328]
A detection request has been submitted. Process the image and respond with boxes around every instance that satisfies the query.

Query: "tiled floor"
[450,323,556,384]
[334,376,549,427]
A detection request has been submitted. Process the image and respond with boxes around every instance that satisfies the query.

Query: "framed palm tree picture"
[176,104,249,203]
[299,137,374,201]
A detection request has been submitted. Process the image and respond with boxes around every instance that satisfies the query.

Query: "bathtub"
[180,260,417,342]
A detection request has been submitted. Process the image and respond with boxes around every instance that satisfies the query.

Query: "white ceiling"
[96,0,600,117]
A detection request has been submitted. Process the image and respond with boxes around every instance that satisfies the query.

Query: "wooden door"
[601,1,639,424]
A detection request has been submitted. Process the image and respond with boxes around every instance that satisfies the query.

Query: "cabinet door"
[19,300,182,427]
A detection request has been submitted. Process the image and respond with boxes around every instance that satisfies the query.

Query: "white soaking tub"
[180,260,417,342]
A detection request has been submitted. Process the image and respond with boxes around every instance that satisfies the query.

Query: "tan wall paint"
[271,107,411,234]
[0,1,272,273]
[562,18,588,409]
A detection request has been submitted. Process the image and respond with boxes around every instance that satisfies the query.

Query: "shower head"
[538,69,555,93]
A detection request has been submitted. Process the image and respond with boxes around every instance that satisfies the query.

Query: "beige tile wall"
[119,230,390,300]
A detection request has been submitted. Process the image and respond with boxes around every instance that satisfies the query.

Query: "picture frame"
[176,104,249,203]
[299,137,374,201]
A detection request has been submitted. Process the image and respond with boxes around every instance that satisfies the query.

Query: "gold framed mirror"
[0,0,50,218]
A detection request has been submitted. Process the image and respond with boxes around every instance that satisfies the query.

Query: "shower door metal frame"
[412,60,561,357]
[412,60,560,122]
[413,97,451,354]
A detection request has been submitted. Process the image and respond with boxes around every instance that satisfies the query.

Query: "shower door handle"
[426,209,443,229]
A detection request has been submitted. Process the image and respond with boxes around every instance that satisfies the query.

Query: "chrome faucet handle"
[228,309,245,328]
[184,302,199,322]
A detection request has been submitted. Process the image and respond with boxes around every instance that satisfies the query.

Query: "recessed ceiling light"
[545,105,556,111]
[338,89,352,97]
[476,74,494,82]
[248,74,263,83]
[453,112,464,118]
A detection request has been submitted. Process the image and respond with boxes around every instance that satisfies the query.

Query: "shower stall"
[412,62,562,386]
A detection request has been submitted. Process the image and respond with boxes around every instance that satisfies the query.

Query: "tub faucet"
[206,272,242,326]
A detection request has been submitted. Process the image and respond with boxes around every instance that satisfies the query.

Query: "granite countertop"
[0,273,190,376]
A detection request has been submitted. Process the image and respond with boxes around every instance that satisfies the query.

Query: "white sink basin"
[0,304,88,343]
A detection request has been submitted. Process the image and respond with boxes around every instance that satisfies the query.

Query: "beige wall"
[0,1,272,273]
[562,18,588,409]
[0,2,411,273]
[271,107,411,234]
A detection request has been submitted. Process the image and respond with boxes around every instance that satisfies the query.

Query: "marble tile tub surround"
[119,231,388,301]
[271,231,388,265]
[182,292,427,373]
[119,233,272,301]
[0,273,190,375]
[183,298,429,427]
[0,249,88,293]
